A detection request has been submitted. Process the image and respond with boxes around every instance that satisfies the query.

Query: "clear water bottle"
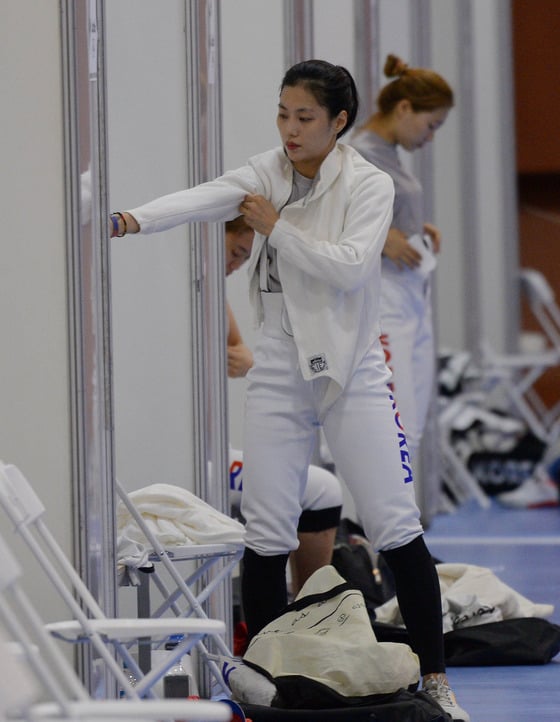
[163,636,190,698]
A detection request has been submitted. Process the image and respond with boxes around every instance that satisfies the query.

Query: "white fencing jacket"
[375,562,555,632]
[129,144,394,396]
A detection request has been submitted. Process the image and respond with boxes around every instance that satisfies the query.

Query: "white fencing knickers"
[228,447,342,531]
[240,293,424,557]
[380,274,435,460]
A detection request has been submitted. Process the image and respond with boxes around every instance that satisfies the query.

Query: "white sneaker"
[423,675,470,722]
[496,466,559,508]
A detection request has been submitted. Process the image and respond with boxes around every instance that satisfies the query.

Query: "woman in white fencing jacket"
[110,59,468,721]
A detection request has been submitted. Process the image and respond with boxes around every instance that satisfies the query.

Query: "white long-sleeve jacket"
[129,143,394,394]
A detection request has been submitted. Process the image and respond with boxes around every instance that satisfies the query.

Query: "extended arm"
[110,165,261,237]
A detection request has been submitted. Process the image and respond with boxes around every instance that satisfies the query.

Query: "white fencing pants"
[229,447,342,530]
[240,297,424,557]
[380,276,435,460]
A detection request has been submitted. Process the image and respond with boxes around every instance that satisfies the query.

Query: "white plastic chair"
[520,268,560,351]
[519,268,560,435]
[0,461,227,702]
[116,481,244,697]
[0,622,41,718]
[0,530,231,722]
[438,392,493,509]
[477,268,560,444]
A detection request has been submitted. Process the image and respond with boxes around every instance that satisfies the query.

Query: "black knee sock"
[381,535,445,675]
[241,548,289,640]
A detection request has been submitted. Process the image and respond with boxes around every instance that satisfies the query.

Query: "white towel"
[117,483,245,577]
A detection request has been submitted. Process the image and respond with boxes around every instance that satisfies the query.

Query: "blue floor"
[424,499,560,722]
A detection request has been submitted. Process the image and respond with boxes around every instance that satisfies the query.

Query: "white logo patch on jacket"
[308,353,328,374]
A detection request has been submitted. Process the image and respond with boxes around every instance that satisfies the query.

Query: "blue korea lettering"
[401,440,413,484]
[390,394,413,482]
[399,434,414,483]
[229,460,243,491]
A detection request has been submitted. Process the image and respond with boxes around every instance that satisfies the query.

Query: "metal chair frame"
[0,462,227,702]
[116,480,244,697]
[0,528,231,721]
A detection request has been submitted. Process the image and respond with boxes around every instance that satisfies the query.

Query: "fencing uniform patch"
[308,353,328,374]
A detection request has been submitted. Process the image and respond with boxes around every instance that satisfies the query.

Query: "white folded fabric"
[117,483,245,574]
[407,233,437,278]
[375,562,554,630]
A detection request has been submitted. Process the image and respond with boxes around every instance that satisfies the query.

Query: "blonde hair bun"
[384,54,409,78]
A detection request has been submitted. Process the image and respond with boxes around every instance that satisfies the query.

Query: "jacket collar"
[309,143,344,202]
[275,143,344,204]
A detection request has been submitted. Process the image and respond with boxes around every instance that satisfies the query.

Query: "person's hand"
[109,212,140,237]
[423,222,442,254]
[227,344,254,378]
[382,228,422,270]
[239,195,279,237]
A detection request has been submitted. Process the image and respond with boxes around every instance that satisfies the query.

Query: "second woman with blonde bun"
[350,54,454,461]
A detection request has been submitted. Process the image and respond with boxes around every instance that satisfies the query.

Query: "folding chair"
[438,392,492,509]
[0,620,41,718]
[520,268,560,351]
[436,349,540,509]
[436,351,492,509]
[116,481,244,697]
[0,461,227,702]
[477,268,560,445]
[0,530,231,722]
[519,267,560,436]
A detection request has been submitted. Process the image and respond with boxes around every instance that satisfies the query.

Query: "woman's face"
[396,103,449,152]
[277,84,347,178]
[225,228,254,276]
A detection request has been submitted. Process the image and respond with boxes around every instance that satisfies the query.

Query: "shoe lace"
[424,677,455,707]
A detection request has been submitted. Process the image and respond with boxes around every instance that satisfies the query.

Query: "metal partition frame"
[496,5,521,354]
[353,0,380,124]
[185,0,228,518]
[61,0,233,694]
[410,0,434,218]
[185,0,233,672]
[456,0,519,359]
[284,0,314,67]
[456,0,482,360]
[61,0,116,695]
[409,0,441,524]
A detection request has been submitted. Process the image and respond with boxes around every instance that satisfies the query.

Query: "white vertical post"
[353,0,381,124]
[284,0,314,67]
[458,0,519,357]
[408,0,442,524]
[185,1,227,512]
[184,0,233,688]
[456,0,482,359]
[61,0,117,695]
